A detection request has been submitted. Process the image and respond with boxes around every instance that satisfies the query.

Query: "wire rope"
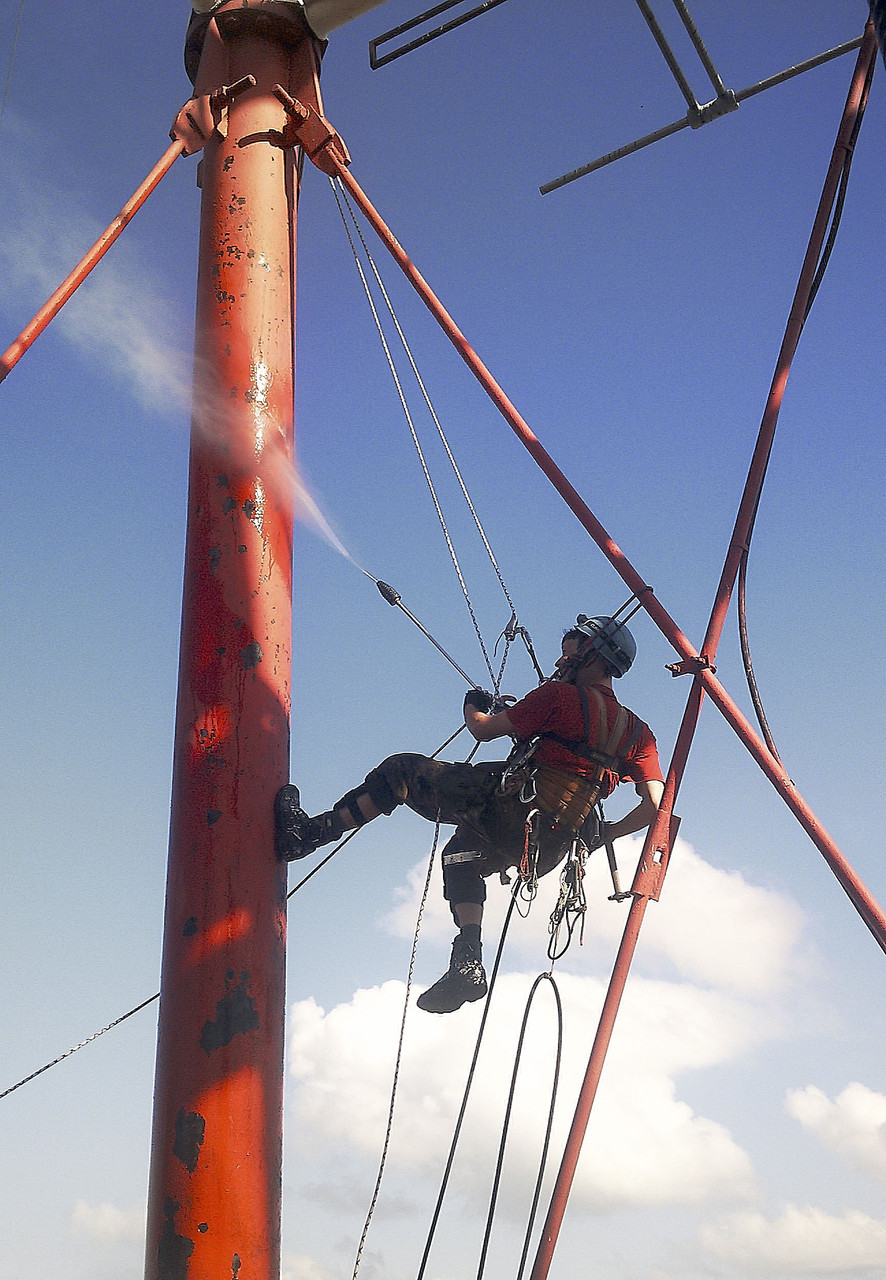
[0,723,474,1104]
[334,177,521,628]
[0,992,160,1102]
[351,820,441,1280]
[331,176,524,693]
[476,972,563,1280]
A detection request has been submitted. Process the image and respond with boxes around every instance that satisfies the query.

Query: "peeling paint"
[240,640,262,669]
[231,1255,242,1279]
[200,971,259,1054]
[183,917,198,937]
[207,809,222,825]
[216,474,229,489]
[157,1197,194,1280]
[208,546,222,571]
[173,1108,206,1173]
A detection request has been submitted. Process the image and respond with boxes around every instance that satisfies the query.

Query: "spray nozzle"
[376,580,401,607]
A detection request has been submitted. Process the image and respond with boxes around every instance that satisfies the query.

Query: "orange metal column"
[144,8,323,1279]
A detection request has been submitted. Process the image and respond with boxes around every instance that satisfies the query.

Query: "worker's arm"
[464,705,516,742]
[604,778,664,842]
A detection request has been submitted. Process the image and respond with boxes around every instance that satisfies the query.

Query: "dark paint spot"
[183,917,198,937]
[216,475,229,488]
[215,646,227,657]
[237,544,247,554]
[242,499,256,520]
[207,810,222,825]
[232,1255,241,1279]
[209,546,222,571]
[223,497,237,513]
[173,1109,206,1173]
[198,1223,209,1234]
[157,1198,194,1280]
[200,973,259,1054]
[240,640,262,669]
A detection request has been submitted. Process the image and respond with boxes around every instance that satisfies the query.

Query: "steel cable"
[331,176,524,693]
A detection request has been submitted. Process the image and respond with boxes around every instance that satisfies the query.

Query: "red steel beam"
[143,7,324,1280]
[0,139,185,385]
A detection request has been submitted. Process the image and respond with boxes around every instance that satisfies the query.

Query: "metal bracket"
[666,654,716,677]
[272,86,351,173]
[170,75,256,155]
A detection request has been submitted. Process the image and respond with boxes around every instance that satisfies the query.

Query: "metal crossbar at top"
[542,0,865,193]
[369,0,514,68]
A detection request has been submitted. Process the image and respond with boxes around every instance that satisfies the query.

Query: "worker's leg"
[416,837,492,1014]
[274,754,497,861]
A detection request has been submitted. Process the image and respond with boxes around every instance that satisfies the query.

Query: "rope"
[331,176,524,693]
[0,722,475,1104]
[477,973,563,1280]
[351,820,441,1280]
[0,992,160,1102]
[415,888,518,1280]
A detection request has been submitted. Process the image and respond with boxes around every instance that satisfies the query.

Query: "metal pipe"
[634,0,699,109]
[0,138,185,384]
[143,7,324,1279]
[540,33,864,192]
[670,0,726,95]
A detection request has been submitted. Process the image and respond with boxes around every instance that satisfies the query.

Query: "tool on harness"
[548,839,588,961]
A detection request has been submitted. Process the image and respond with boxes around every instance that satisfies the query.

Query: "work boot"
[274,785,342,861]
[416,933,488,1014]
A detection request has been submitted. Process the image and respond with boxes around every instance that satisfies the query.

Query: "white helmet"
[574,614,637,677]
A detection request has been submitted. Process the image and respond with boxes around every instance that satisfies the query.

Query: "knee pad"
[359,754,428,815]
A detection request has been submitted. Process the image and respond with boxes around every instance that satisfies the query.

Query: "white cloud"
[383,835,805,999]
[288,968,759,1212]
[0,122,192,417]
[282,1254,337,1280]
[70,1199,146,1243]
[699,1205,886,1272]
[786,1083,886,1182]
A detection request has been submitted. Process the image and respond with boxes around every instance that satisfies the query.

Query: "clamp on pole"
[170,74,257,154]
[272,86,351,173]
[666,654,716,677]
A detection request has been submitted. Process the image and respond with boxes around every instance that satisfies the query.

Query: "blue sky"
[1,3,885,1279]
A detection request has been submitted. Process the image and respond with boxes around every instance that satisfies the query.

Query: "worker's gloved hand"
[464,688,495,714]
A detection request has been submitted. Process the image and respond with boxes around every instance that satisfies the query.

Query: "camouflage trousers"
[337,753,574,916]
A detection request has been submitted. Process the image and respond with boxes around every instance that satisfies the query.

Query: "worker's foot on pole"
[274,785,342,861]
[416,933,488,1014]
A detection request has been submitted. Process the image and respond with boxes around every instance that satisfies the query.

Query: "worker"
[275,613,664,1013]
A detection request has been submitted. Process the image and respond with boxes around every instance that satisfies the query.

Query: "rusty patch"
[240,640,262,669]
[173,1109,206,1173]
[157,1198,195,1280]
[200,971,259,1054]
